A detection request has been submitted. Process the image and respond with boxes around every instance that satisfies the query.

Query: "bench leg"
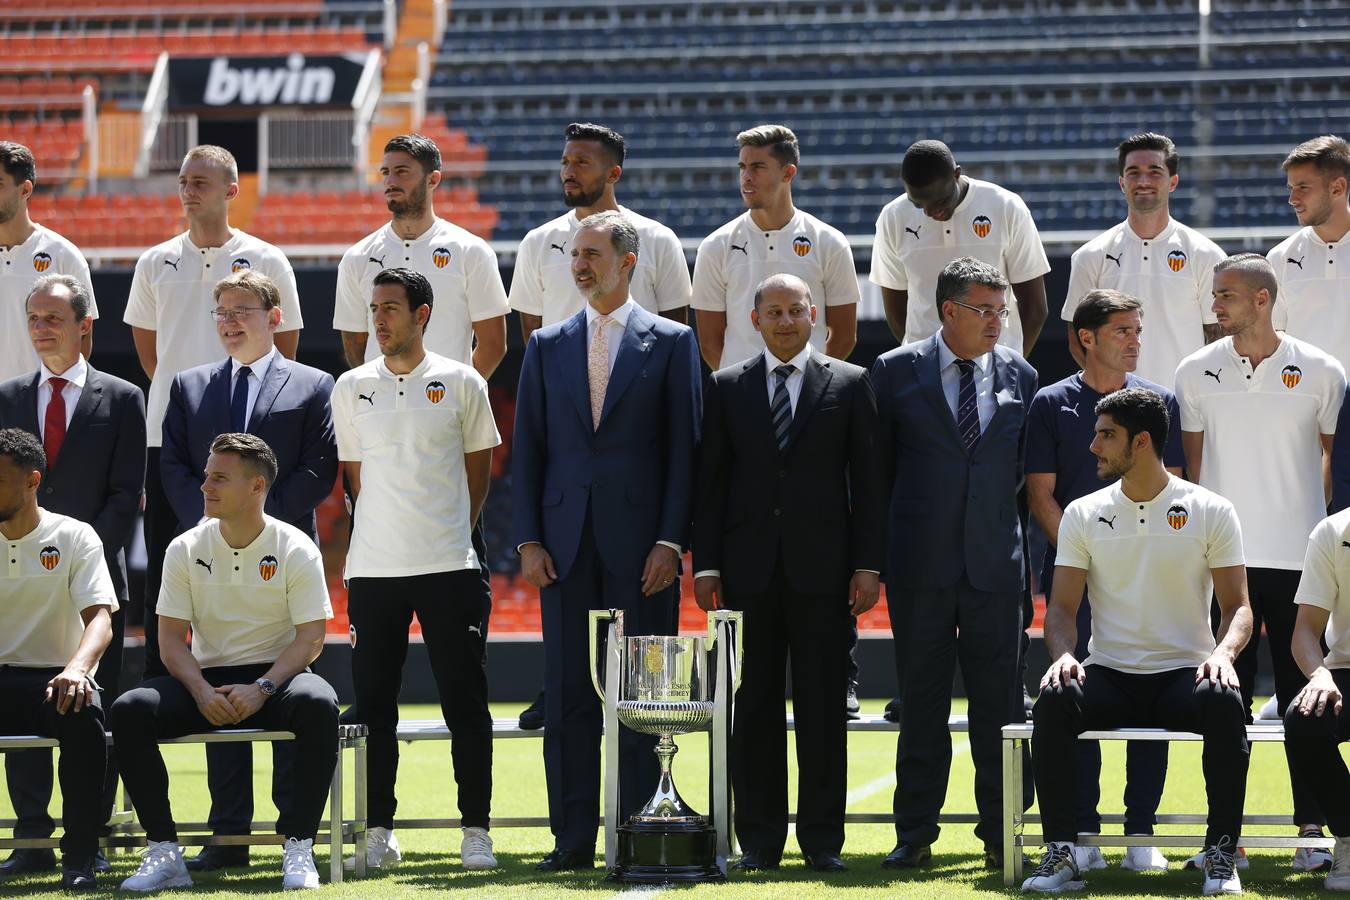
[329,743,343,884]
[355,737,368,879]
[1002,733,1021,887]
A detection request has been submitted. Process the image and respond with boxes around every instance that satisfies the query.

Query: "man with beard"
[1176,253,1346,872]
[1061,133,1226,388]
[1267,136,1350,373]
[0,142,98,383]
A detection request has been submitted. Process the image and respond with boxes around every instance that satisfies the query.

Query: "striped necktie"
[771,364,794,451]
[955,358,980,453]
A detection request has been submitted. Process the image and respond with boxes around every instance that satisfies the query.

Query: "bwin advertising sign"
[168,52,373,110]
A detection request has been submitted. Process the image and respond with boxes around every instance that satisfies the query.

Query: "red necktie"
[44,376,67,466]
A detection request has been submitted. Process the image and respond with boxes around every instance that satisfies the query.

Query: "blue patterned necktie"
[955,359,980,453]
[230,365,252,432]
[771,364,794,451]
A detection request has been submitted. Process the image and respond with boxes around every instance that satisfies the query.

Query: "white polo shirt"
[690,208,859,369]
[870,177,1051,350]
[1057,476,1243,674]
[332,218,510,365]
[333,351,501,578]
[1268,227,1350,373]
[123,230,302,447]
[510,206,691,326]
[0,224,98,383]
[156,516,332,669]
[1175,335,1345,570]
[1062,218,1225,388]
[1294,508,1350,669]
[0,511,116,668]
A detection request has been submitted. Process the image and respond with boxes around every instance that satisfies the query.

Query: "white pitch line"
[610,887,670,899]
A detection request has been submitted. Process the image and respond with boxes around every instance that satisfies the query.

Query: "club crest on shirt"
[32,251,52,273]
[1281,365,1303,389]
[1167,250,1187,272]
[231,257,252,273]
[425,380,446,404]
[1167,504,1189,531]
[39,545,60,570]
[258,554,278,582]
[792,235,812,257]
[972,215,992,239]
[432,247,452,269]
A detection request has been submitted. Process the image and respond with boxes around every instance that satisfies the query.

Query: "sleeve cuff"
[855,569,881,575]
[694,570,720,579]
[656,540,683,554]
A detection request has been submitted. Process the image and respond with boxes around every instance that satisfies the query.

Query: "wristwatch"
[255,677,278,697]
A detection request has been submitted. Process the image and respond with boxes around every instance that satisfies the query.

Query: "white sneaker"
[1294,844,1334,873]
[283,838,319,890]
[343,826,401,871]
[1201,840,1242,895]
[1326,836,1350,891]
[1022,842,1085,892]
[1122,845,1169,871]
[1255,695,1280,721]
[120,840,193,892]
[1074,845,1106,871]
[460,826,497,870]
[1185,846,1249,871]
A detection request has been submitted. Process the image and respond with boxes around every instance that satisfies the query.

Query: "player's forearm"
[471,317,508,381]
[1213,604,1253,662]
[1027,492,1063,548]
[1043,604,1079,661]
[262,624,325,686]
[1292,628,1329,680]
[340,332,368,369]
[68,609,112,677]
[161,628,210,693]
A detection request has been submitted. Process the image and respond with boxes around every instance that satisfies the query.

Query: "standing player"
[1062,133,1226,387]
[511,122,690,340]
[1176,252,1345,871]
[871,139,1050,355]
[1268,135,1350,372]
[333,133,509,378]
[0,142,97,383]
[691,124,859,371]
[333,268,501,872]
[123,145,304,678]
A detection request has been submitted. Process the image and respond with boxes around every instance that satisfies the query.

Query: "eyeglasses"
[210,307,266,322]
[948,299,1011,322]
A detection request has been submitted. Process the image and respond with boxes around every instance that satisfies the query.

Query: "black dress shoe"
[535,847,595,872]
[519,690,545,730]
[93,851,111,873]
[883,697,903,723]
[804,851,847,872]
[846,685,861,721]
[983,846,1033,870]
[731,850,780,871]
[184,845,251,871]
[882,842,932,869]
[0,847,56,875]
[61,861,97,892]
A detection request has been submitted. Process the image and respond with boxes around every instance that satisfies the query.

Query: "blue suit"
[871,332,1037,851]
[512,302,701,850]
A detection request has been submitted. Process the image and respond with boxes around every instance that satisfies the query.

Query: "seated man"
[0,427,114,891]
[1022,388,1253,896]
[1284,507,1350,889]
[111,433,338,892]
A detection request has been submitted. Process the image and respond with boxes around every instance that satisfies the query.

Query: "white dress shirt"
[37,354,87,440]
[762,344,812,415]
[584,298,635,373]
[229,345,278,428]
[936,332,995,434]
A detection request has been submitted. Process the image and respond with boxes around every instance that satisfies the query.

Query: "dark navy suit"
[871,332,1037,851]
[512,302,701,851]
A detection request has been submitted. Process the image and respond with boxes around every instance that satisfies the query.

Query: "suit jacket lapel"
[599,306,656,427]
[735,355,777,456]
[60,367,105,448]
[247,356,290,431]
[558,310,592,430]
[784,353,832,450]
[916,335,963,447]
[14,374,41,434]
[211,359,234,435]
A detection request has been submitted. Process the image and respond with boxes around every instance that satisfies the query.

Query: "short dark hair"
[0,427,46,479]
[564,122,625,167]
[576,210,640,262]
[1095,388,1170,461]
[209,432,278,487]
[1071,289,1143,350]
[1214,252,1278,304]
[0,141,36,187]
[1117,132,1179,177]
[736,124,800,167]
[27,274,92,321]
[901,139,957,189]
[384,133,442,174]
[1282,135,1350,183]
[213,270,281,311]
[935,256,1008,311]
[373,267,434,331]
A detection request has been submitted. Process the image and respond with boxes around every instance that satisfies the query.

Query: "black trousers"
[1032,665,1249,848]
[141,447,178,680]
[347,569,492,830]
[731,557,850,858]
[891,575,1030,848]
[110,666,338,842]
[6,607,126,840]
[0,667,107,862]
[1226,566,1320,826]
[540,515,678,852]
[1284,668,1350,837]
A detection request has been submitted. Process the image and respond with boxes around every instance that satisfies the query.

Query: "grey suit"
[870,333,1036,850]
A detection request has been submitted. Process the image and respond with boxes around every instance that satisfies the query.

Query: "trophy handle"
[706,609,745,693]
[588,608,622,702]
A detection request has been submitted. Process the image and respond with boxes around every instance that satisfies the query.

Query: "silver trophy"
[590,608,743,882]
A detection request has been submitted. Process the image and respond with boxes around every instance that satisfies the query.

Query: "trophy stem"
[634,734,703,822]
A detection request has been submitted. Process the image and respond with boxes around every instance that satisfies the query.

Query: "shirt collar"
[1124,217,1176,243]
[183,229,240,255]
[230,345,277,380]
[586,298,636,331]
[382,219,443,246]
[40,354,87,389]
[762,344,813,375]
[937,331,992,374]
[376,352,433,379]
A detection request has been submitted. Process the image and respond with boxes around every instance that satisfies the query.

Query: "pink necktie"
[589,314,612,429]
[44,377,68,466]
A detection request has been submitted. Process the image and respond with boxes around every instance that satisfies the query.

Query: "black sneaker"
[519,690,545,730]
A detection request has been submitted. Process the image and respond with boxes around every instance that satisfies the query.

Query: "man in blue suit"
[159,269,337,869]
[871,256,1038,870]
[512,210,701,871]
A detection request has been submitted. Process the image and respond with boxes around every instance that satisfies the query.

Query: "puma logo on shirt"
[195,558,213,575]
[1098,515,1117,530]
[358,392,375,405]
[1204,369,1222,383]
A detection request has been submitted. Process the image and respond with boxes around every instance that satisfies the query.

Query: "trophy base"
[609,820,724,883]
